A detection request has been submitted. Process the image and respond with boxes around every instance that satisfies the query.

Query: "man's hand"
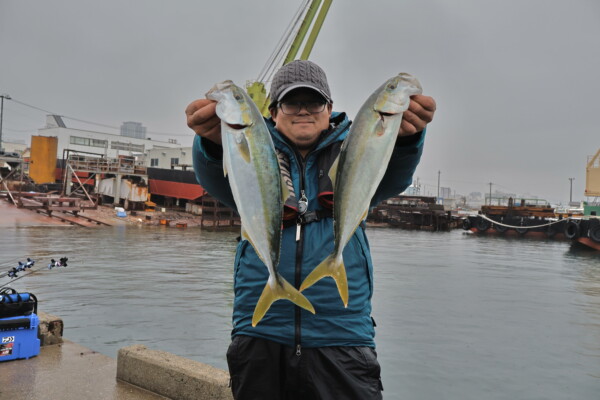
[185,99,222,145]
[398,94,436,136]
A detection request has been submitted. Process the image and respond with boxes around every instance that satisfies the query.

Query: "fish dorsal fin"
[328,154,340,187]
[235,132,251,163]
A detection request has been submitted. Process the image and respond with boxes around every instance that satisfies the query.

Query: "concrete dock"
[0,340,168,400]
[0,312,233,400]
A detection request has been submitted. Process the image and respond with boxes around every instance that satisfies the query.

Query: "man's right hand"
[185,99,222,146]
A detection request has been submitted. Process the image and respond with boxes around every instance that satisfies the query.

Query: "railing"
[67,156,147,175]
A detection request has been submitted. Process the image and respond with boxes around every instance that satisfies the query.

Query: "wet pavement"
[0,200,70,227]
[0,340,167,399]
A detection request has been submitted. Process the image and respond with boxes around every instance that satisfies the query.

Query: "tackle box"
[0,291,37,318]
[0,289,40,361]
[0,313,40,361]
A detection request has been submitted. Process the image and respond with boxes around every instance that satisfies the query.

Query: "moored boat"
[462,197,600,250]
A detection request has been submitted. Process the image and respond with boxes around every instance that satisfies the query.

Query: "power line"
[7,97,190,137]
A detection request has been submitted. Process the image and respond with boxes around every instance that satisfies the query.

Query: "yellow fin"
[300,254,348,307]
[236,132,251,163]
[252,274,315,327]
[374,118,386,136]
[241,227,250,242]
[361,208,368,222]
[328,155,339,187]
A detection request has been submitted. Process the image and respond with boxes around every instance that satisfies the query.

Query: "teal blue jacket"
[193,112,425,348]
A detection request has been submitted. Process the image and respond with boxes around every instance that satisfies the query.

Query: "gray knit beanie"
[269,60,332,108]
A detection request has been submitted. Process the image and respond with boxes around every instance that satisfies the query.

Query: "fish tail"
[300,254,348,308]
[252,274,315,327]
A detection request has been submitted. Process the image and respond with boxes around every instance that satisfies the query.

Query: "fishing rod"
[0,256,30,269]
[0,257,69,289]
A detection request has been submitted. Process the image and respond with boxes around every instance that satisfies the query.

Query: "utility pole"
[488,182,493,205]
[569,178,575,204]
[0,94,11,152]
[437,170,441,204]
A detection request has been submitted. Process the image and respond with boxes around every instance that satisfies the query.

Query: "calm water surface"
[1,225,599,399]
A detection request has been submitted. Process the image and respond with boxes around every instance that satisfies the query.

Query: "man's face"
[271,88,332,155]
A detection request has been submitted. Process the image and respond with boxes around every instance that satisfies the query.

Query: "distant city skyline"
[120,121,146,139]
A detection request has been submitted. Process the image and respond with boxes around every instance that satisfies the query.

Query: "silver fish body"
[206,80,314,326]
[300,73,423,306]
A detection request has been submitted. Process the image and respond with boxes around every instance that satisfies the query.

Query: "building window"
[111,141,145,153]
[150,158,159,167]
[170,158,179,166]
[70,136,107,148]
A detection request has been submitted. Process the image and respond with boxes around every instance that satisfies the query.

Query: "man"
[186,60,436,399]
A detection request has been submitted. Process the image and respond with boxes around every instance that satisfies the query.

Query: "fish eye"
[235,95,242,101]
[388,84,396,90]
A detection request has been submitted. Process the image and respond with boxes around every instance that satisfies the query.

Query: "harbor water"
[1,225,599,399]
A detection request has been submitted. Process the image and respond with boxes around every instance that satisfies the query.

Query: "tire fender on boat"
[588,219,600,243]
[462,218,472,230]
[476,216,491,232]
[564,220,580,240]
[494,222,508,233]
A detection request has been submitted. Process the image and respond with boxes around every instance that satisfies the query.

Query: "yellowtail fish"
[206,80,315,326]
[300,73,423,306]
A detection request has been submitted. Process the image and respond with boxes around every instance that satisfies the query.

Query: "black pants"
[226,335,383,400]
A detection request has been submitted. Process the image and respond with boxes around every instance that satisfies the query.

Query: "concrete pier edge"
[37,310,64,346]
[117,344,234,400]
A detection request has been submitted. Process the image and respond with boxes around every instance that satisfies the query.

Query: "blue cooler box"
[0,313,41,362]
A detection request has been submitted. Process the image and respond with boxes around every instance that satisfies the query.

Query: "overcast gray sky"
[1,0,599,204]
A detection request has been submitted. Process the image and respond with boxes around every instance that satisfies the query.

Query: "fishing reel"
[47,257,68,270]
[6,258,36,278]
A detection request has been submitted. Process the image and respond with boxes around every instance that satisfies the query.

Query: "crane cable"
[257,0,311,85]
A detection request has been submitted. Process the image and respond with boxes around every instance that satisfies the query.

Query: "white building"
[145,147,193,170]
[1,140,28,155]
[37,115,180,159]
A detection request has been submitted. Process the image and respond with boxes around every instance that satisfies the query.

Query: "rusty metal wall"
[30,136,58,184]
[585,149,600,197]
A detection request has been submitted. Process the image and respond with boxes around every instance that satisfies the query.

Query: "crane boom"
[246,0,333,116]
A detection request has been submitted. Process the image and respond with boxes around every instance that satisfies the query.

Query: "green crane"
[246,0,333,116]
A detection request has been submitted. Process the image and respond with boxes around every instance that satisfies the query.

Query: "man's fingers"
[398,95,436,136]
[186,100,218,127]
[185,98,214,115]
[411,94,437,112]
[408,95,436,123]
[203,122,223,145]
[399,118,418,136]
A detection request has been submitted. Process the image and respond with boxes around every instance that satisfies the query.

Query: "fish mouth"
[377,111,397,121]
[225,122,252,130]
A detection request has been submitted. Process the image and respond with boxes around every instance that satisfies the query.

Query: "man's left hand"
[398,94,436,136]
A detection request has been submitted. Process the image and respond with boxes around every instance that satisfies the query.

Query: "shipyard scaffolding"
[0,154,93,217]
[62,150,149,209]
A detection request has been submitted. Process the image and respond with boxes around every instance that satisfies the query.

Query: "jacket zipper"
[278,128,336,356]
[294,154,307,357]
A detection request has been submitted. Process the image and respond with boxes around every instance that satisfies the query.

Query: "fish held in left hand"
[206,80,315,326]
[300,73,423,306]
